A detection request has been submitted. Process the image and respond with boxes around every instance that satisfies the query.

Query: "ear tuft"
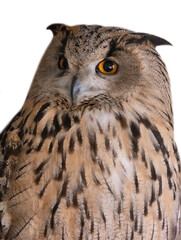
[131,32,172,47]
[46,24,66,36]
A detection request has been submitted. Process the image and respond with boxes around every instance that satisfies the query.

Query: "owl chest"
[6,108,180,239]
[10,149,178,240]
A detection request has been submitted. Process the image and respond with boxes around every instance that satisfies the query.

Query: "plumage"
[0,24,180,240]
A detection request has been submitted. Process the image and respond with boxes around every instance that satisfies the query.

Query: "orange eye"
[97,60,118,75]
[58,56,68,70]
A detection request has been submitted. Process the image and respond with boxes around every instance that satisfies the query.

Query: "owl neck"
[122,95,174,137]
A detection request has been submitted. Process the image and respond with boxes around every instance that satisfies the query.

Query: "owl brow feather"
[106,38,119,57]
[123,32,172,47]
[47,23,67,35]
[106,33,132,56]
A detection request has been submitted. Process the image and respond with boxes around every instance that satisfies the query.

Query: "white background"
[0,0,180,151]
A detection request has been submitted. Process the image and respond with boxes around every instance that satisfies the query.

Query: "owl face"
[32,24,171,111]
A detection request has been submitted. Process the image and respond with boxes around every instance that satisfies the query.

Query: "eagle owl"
[0,24,180,240]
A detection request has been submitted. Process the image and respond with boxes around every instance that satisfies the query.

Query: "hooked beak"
[71,75,81,105]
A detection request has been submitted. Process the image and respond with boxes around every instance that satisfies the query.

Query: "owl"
[0,24,180,240]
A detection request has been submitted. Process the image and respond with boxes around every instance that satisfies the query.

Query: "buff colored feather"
[0,24,180,240]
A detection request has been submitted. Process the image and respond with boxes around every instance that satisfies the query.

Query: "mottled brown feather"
[0,24,180,240]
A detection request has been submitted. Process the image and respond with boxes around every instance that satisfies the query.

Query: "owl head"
[29,24,172,123]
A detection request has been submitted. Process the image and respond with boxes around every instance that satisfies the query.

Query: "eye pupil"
[63,58,68,69]
[103,61,115,72]
[59,56,68,70]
